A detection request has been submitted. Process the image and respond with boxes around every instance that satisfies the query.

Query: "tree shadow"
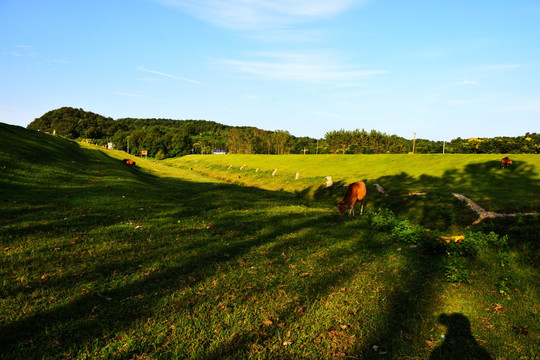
[296,179,348,202]
[455,160,540,212]
[2,143,375,358]
[371,172,478,232]
[350,247,443,358]
[429,313,493,360]
[2,132,538,359]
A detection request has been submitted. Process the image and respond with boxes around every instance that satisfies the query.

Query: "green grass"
[1,123,538,359]
[167,154,540,214]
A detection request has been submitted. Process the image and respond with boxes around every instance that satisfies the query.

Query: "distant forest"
[27,107,540,158]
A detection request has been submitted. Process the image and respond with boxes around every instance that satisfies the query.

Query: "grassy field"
[166,154,540,214]
[1,123,538,359]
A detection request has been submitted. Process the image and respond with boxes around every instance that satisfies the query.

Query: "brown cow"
[500,157,512,169]
[337,181,367,216]
[122,158,136,166]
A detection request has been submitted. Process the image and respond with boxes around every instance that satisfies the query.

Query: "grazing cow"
[337,181,367,216]
[500,157,512,169]
[122,158,136,166]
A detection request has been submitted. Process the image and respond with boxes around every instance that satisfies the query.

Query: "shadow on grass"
[2,149,364,358]
[350,240,443,358]
[429,313,493,360]
[0,136,535,359]
[1,146,429,358]
[373,160,540,214]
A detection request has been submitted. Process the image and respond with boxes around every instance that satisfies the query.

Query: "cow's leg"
[349,200,356,216]
[360,199,364,215]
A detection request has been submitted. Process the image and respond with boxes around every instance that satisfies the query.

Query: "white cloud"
[245,28,326,43]
[215,52,387,85]
[53,59,72,64]
[243,93,260,100]
[116,91,145,98]
[154,0,361,29]
[447,99,478,106]
[459,80,478,86]
[137,66,207,86]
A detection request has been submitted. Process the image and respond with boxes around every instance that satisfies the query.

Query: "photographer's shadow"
[430,313,493,360]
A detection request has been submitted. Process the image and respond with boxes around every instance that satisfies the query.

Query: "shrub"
[390,218,427,244]
[369,208,399,231]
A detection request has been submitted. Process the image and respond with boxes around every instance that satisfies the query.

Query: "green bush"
[369,208,399,231]
[391,218,427,244]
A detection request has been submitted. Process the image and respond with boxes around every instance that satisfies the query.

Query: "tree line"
[27,107,540,158]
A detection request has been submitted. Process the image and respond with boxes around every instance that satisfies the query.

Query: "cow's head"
[337,201,347,215]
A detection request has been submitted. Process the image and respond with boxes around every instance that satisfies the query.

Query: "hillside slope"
[168,154,540,213]
[1,123,538,359]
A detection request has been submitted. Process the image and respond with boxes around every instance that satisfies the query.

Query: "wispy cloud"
[245,28,327,43]
[153,0,361,29]
[459,80,478,86]
[53,59,73,65]
[243,93,260,100]
[215,52,387,85]
[447,99,479,106]
[137,66,207,86]
[10,45,38,57]
[10,45,71,64]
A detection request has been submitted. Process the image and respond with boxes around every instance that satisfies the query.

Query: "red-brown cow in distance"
[337,181,367,216]
[122,158,136,166]
[500,157,512,169]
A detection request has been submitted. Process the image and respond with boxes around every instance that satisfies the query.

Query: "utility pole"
[443,141,446,154]
[127,136,130,154]
[412,132,416,154]
[316,139,319,155]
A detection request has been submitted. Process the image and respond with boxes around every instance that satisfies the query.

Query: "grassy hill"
[0,123,538,359]
[167,153,540,214]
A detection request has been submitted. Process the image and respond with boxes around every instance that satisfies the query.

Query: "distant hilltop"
[27,107,540,159]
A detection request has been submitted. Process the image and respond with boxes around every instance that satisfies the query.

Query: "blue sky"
[1,0,539,140]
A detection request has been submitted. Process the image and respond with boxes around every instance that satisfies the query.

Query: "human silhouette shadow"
[430,313,492,360]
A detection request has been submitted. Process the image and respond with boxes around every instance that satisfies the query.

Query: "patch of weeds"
[368,208,398,232]
[471,215,538,267]
[390,218,427,244]
[496,275,513,299]
[497,251,510,267]
[446,233,481,257]
[442,256,470,283]
[494,250,514,299]
[369,209,515,286]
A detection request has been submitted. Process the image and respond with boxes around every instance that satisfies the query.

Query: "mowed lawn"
[0,123,538,359]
